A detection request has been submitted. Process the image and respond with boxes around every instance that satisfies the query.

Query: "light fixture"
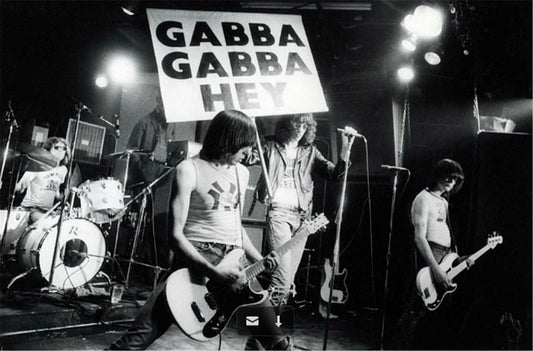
[108,56,136,84]
[424,42,444,65]
[401,35,417,52]
[402,4,443,39]
[397,65,415,83]
[95,75,108,88]
[120,1,140,16]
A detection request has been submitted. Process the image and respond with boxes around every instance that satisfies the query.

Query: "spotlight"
[403,5,443,39]
[424,43,444,65]
[120,1,140,16]
[108,56,136,84]
[397,66,415,83]
[401,35,417,52]
[95,75,108,88]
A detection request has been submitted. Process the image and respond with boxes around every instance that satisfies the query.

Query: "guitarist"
[108,110,290,350]
[394,159,474,349]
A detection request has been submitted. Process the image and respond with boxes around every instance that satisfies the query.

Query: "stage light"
[95,75,108,88]
[403,5,443,39]
[397,66,415,83]
[120,1,140,16]
[108,57,136,84]
[424,43,444,65]
[401,35,417,52]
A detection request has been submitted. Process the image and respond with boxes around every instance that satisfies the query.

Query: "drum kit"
[0,147,172,291]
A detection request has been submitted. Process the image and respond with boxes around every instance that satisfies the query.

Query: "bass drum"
[16,218,106,289]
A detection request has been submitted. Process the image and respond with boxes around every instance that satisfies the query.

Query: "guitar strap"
[445,200,459,254]
[235,166,245,249]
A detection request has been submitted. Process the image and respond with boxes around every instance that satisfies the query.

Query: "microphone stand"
[0,108,19,265]
[323,135,356,351]
[47,103,84,289]
[379,168,403,350]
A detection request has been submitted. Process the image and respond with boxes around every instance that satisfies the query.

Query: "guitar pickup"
[191,301,205,322]
[423,288,430,298]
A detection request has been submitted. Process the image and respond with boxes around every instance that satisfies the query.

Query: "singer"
[244,114,356,310]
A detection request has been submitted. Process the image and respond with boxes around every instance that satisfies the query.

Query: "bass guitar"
[416,232,502,311]
[165,214,329,341]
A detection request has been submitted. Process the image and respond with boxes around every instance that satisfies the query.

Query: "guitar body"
[416,252,458,311]
[319,258,349,304]
[166,249,267,341]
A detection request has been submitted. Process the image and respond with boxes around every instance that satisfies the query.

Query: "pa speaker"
[466,131,531,319]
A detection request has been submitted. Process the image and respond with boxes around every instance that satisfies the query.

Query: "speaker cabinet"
[466,132,531,325]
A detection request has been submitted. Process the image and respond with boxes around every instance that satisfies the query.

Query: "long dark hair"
[200,110,256,161]
[42,136,71,166]
[274,113,317,146]
[428,158,464,196]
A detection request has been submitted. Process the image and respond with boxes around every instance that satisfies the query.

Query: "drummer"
[14,137,71,224]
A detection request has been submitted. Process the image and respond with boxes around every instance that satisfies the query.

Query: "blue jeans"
[266,208,307,306]
[394,243,452,349]
[108,241,285,350]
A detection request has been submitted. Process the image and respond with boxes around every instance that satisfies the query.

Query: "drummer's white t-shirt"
[19,166,67,210]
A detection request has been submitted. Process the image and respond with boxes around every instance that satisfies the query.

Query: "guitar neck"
[244,227,310,282]
[448,244,490,280]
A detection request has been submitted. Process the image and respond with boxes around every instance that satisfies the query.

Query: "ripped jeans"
[266,207,307,307]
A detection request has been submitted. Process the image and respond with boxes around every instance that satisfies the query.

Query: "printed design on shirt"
[278,158,297,191]
[207,180,238,211]
[42,171,62,192]
[435,201,446,222]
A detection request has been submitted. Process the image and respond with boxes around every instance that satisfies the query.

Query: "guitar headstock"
[487,231,503,248]
[305,213,329,235]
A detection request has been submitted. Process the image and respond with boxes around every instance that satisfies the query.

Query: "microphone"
[69,96,92,112]
[114,114,120,138]
[381,165,409,172]
[336,128,363,137]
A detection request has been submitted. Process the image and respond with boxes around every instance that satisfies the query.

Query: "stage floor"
[0,286,379,350]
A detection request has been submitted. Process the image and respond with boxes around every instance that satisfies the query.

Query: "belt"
[428,241,451,252]
[269,204,302,213]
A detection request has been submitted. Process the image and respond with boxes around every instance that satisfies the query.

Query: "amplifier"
[66,119,106,165]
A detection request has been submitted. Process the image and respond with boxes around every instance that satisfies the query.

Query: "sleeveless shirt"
[183,157,248,247]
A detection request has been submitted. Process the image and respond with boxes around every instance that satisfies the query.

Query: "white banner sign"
[147,9,329,122]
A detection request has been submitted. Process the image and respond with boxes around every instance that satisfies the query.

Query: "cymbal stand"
[112,164,176,289]
[124,187,149,289]
[109,151,133,281]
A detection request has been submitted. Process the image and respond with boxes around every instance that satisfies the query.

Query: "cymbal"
[103,149,152,160]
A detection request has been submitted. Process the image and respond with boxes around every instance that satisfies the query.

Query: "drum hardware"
[108,164,177,290]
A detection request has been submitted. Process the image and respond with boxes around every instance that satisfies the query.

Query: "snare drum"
[79,178,124,224]
[16,217,106,289]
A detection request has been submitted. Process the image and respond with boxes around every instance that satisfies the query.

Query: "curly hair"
[428,158,464,196]
[42,137,71,167]
[274,113,317,146]
[200,110,256,162]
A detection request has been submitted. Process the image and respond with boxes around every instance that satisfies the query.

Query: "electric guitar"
[319,213,349,318]
[165,214,329,341]
[416,232,502,311]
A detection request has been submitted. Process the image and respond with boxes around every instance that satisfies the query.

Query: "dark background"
[1,1,531,348]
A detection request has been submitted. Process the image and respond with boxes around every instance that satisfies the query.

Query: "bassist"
[394,159,473,349]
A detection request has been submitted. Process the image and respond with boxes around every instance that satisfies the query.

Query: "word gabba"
[155,21,314,111]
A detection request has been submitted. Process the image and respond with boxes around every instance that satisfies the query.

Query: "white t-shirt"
[18,166,67,210]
